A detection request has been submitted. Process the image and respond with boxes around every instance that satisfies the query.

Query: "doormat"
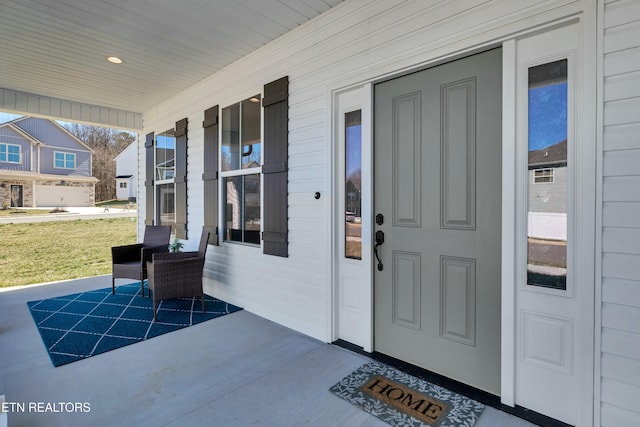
[330,361,484,427]
[27,283,242,367]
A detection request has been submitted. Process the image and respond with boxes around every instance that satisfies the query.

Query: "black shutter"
[262,76,289,257]
[202,106,219,245]
[144,132,154,225]
[174,118,188,239]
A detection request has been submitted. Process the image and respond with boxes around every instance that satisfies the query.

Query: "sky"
[0,112,23,124]
[346,124,362,178]
[528,82,568,151]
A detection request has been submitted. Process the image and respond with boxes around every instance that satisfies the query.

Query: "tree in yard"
[64,123,136,202]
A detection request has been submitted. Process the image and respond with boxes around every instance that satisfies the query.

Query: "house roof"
[0,1,343,121]
[113,142,137,162]
[5,117,94,154]
[0,122,42,146]
[528,140,567,169]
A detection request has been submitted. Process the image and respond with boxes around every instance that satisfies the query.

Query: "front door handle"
[374,230,384,271]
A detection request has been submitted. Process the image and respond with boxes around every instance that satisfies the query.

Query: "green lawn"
[0,218,137,288]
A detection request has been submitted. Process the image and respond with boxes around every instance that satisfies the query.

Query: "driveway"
[0,207,136,224]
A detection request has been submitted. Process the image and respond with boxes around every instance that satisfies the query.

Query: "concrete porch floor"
[0,276,536,427]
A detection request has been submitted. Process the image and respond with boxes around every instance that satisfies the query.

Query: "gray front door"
[373,48,502,394]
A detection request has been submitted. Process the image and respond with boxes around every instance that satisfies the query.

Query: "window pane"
[224,174,261,245]
[55,152,64,168]
[527,59,568,290]
[241,96,261,169]
[157,183,175,228]
[223,96,261,172]
[345,110,362,260]
[156,130,175,181]
[8,145,20,163]
[222,103,240,172]
[65,153,74,169]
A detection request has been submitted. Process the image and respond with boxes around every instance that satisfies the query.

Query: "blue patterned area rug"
[27,283,242,367]
[330,361,484,427]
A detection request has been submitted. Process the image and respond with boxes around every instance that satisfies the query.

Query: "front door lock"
[375,213,384,225]
[374,230,385,271]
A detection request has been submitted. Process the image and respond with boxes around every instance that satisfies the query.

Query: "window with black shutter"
[209,76,289,256]
[202,106,219,245]
[144,132,154,225]
[174,118,188,239]
[262,76,289,257]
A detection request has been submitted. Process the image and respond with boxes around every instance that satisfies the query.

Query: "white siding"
[140,0,586,343]
[601,0,640,424]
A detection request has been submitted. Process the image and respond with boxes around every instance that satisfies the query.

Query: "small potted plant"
[169,238,184,253]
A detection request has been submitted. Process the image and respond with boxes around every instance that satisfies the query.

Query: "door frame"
[332,84,374,352]
[502,20,596,426]
[331,13,596,425]
[10,184,23,207]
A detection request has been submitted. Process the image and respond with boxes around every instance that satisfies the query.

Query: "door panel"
[392,92,422,227]
[441,78,476,229]
[374,48,502,395]
[512,24,583,424]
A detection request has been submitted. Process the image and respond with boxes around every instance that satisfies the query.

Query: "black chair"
[147,229,210,321]
[111,225,171,296]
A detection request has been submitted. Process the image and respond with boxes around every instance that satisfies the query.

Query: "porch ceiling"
[0,0,343,117]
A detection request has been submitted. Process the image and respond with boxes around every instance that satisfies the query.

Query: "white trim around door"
[333,84,374,352]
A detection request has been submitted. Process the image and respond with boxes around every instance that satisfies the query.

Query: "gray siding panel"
[601,1,640,414]
[39,147,91,176]
[6,117,94,177]
[528,167,568,212]
[13,117,86,151]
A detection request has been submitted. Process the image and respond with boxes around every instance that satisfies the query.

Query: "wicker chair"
[147,229,210,322]
[111,225,171,297]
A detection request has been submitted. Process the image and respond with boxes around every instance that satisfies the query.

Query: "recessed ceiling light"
[249,97,260,103]
[107,56,123,64]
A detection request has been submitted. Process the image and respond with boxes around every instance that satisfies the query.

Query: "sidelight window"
[345,110,362,260]
[526,59,568,290]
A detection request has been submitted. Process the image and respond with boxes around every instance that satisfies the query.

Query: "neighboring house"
[345,180,361,218]
[528,140,568,241]
[0,117,97,207]
[114,142,137,201]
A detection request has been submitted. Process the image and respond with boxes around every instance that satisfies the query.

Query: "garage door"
[36,185,92,207]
